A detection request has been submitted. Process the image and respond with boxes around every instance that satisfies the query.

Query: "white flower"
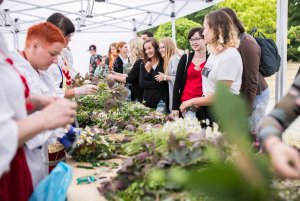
[86,136,93,145]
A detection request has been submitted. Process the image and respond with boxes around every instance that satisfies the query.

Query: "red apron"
[0,51,34,201]
[0,148,33,201]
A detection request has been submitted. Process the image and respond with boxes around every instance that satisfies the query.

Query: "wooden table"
[67,157,125,201]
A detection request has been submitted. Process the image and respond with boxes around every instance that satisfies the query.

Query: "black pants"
[196,106,215,128]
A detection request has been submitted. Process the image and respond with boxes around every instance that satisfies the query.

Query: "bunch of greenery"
[71,126,113,162]
[98,118,230,201]
[76,79,165,132]
[98,84,300,201]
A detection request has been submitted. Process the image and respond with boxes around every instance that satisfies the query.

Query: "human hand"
[179,100,193,113]
[40,98,77,130]
[29,95,57,111]
[265,136,300,179]
[145,61,152,72]
[58,125,78,150]
[74,84,98,96]
[155,72,166,82]
[106,73,115,81]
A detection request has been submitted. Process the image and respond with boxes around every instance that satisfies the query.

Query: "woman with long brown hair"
[139,38,168,112]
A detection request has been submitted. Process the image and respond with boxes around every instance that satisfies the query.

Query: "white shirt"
[47,63,65,97]
[202,48,243,96]
[11,51,64,188]
[47,48,77,97]
[167,55,180,111]
[119,55,129,66]
[0,33,25,177]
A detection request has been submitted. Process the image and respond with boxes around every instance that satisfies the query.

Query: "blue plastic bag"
[29,162,73,201]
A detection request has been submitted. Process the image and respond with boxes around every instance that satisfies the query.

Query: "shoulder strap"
[56,64,64,89]
[184,53,189,74]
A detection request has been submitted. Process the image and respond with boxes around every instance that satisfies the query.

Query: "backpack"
[250,28,281,77]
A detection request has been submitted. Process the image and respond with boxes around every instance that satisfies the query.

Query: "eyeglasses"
[189,37,203,43]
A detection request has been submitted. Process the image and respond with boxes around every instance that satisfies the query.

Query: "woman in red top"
[172,27,207,118]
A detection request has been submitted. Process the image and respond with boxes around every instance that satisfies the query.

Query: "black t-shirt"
[89,54,102,74]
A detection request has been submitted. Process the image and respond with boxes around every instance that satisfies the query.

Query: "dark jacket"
[139,59,169,110]
[126,59,144,102]
[172,52,194,110]
[238,33,268,110]
[112,56,124,73]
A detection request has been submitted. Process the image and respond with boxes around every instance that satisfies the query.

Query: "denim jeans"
[182,109,196,119]
[156,100,167,114]
[125,85,131,101]
[250,88,270,134]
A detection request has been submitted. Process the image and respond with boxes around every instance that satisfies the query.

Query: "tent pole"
[132,18,137,38]
[275,0,288,102]
[13,31,19,50]
[171,0,176,42]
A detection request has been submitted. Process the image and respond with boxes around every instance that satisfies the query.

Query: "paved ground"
[265,63,300,147]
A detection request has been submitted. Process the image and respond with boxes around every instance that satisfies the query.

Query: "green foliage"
[218,0,277,40]
[288,0,300,27]
[155,18,200,50]
[186,5,218,25]
[172,83,273,201]
[288,26,300,61]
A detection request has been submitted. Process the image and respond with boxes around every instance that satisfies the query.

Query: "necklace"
[193,57,206,71]
[0,49,33,111]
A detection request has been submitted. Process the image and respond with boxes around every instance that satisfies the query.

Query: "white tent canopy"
[1,0,223,33]
[0,0,223,74]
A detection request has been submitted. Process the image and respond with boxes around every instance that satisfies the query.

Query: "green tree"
[218,0,277,40]
[154,17,200,50]
[288,26,300,61]
[186,5,218,25]
[288,0,300,27]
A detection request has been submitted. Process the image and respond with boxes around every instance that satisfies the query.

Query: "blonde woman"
[179,10,243,124]
[107,38,144,102]
[155,38,180,112]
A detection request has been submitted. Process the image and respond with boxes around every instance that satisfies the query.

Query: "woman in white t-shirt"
[179,10,243,124]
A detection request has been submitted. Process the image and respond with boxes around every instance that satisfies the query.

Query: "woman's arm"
[179,80,233,112]
[238,36,260,108]
[17,98,77,146]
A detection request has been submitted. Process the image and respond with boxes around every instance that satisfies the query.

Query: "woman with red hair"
[113,41,130,74]
[0,20,76,201]
[9,22,75,188]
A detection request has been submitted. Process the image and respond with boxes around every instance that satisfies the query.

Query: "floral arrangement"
[71,127,113,162]
[98,118,229,200]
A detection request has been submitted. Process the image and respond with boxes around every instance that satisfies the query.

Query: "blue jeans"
[250,88,270,134]
[182,109,196,119]
[156,100,167,114]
